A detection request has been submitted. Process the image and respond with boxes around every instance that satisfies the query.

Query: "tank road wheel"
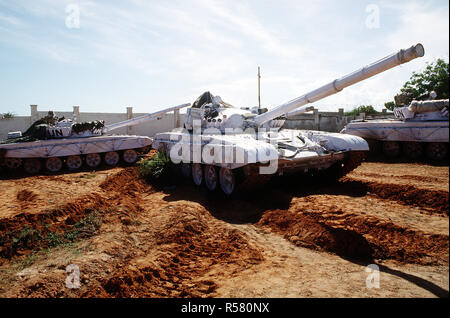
[192,163,203,186]
[123,149,138,164]
[180,163,191,178]
[23,159,41,174]
[426,143,448,161]
[5,158,22,169]
[219,167,236,196]
[85,153,102,168]
[403,142,423,159]
[204,165,218,191]
[45,157,63,172]
[104,151,120,166]
[67,155,83,170]
[382,141,401,158]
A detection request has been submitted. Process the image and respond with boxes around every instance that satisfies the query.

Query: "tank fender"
[303,131,369,152]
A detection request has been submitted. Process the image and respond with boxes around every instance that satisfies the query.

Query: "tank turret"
[4,103,190,143]
[394,99,449,120]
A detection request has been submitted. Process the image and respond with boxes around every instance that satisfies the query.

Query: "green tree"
[345,105,378,116]
[383,59,449,109]
[401,58,449,100]
[384,101,395,111]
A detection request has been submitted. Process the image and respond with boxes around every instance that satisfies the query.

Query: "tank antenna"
[258,66,261,110]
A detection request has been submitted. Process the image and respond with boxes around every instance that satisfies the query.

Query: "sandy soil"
[0,160,448,298]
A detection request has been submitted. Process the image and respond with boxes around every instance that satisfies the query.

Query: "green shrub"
[1,112,14,119]
[138,152,170,181]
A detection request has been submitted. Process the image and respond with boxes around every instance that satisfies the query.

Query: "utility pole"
[258,66,261,110]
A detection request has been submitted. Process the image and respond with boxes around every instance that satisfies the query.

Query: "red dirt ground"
[0,161,448,298]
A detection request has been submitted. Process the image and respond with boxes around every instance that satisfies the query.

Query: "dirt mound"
[0,168,149,261]
[258,209,448,265]
[97,207,264,298]
[357,172,442,184]
[16,190,38,202]
[100,167,151,196]
[258,210,373,260]
[0,194,107,260]
[1,162,448,298]
[341,178,449,215]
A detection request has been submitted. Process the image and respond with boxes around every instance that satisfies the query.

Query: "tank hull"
[152,129,368,194]
[341,119,449,161]
[1,135,152,158]
[341,119,449,143]
[153,129,368,169]
[0,135,152,173]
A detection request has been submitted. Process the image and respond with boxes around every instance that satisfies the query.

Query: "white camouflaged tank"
[152,44,425,195]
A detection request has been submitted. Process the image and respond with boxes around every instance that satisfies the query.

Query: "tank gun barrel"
[103,103,190,133]
[253,43,424,126]
[285,105,315,118]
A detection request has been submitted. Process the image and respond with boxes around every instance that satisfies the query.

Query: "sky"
[0,0,449,116]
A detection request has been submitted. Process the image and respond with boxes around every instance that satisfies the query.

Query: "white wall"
[0,105,183,140]
[0,116,32,138]
[1,105,393,140]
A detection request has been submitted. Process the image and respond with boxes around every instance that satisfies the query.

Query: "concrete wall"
[1,105,393,140]
[0,116,32,137]
[283,108,393,132]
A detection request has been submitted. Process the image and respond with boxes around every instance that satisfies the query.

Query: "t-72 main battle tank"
[152,44,425,195]
[0,104,189,174]
[341,95,449,161]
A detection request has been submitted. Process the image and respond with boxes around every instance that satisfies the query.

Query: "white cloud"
[197,0,308,59]
[0,0,448,115]
[0,12,23,26]
[385,1,449,61]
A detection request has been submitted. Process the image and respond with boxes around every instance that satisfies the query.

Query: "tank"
[341,94,449,161]
[0,103,189,174]
[152,44,425,195]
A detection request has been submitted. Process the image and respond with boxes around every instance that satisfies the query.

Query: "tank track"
[237,165,273,192]
[0,146,151,175]
[172,151,367,195]
[366,139,449,162]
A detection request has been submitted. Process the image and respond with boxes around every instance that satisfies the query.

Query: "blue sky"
[0,0,448,116]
